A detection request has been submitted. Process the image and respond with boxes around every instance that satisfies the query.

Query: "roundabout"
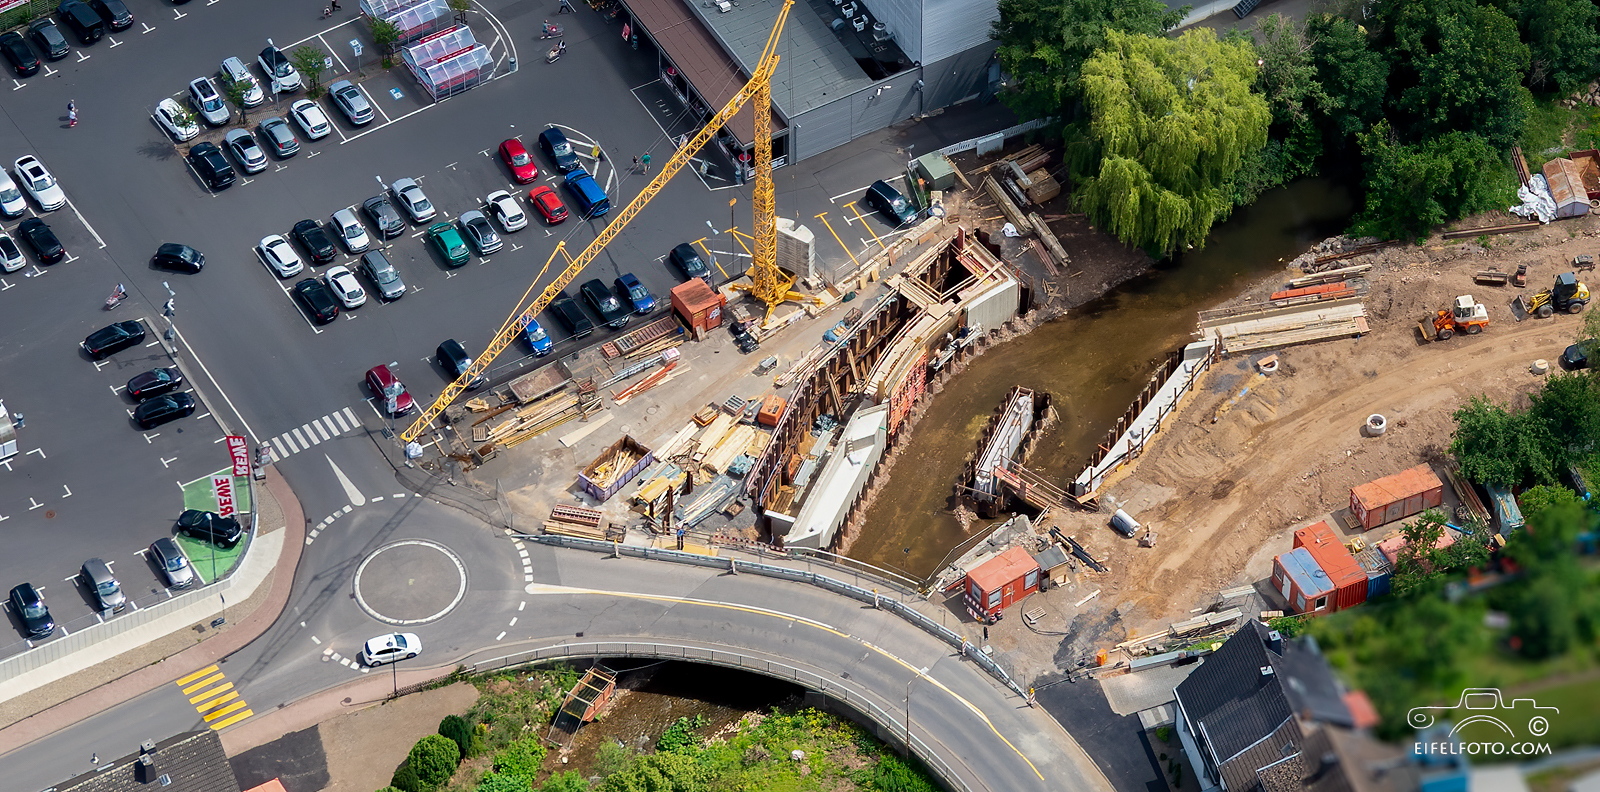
[352,539,470,626]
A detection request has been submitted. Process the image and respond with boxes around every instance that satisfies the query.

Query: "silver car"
[0,170,24,218]
[359,250,405,301]
[220,56,264,107]
[290,99,332,140]
[82,558,126,612]
[258,117,299,158]
[458,210,502,254]
[390,177,436,223]
[224,129,268,174]
[188,77,230,126]
[331,208,370,254]
[328,79,374,126]
[150,537,195,589]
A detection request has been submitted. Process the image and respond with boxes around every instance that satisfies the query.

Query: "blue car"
[616,273,656,314]
[521,317,553,356]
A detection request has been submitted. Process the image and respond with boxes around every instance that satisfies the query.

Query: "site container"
[577,436,654,502]
[1483,482,1525,534]
[1272,547,1335,615]
[1568,149,1600,200]
[1354,547,1392,599]
[1543,158,1592,219]
[1292,521,1368,611]
[1349,465,1444,531]
[962,546,1041,623]
[1376,529,1457,567]
[670,279,725,338]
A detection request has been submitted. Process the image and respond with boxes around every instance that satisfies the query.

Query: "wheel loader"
[1419,295,1489,341]
[1512,272,1591,320]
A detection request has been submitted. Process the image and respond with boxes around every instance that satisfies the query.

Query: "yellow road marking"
[204,700,249,722]
[180,673,225,695]
[189,682,234,704]
[195,691,239,712]
[814,212,861,269]
[841,202,884,249]
[174,665,219,686]
[208,709,253,730]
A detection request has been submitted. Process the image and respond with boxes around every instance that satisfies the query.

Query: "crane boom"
[400,0,796,443]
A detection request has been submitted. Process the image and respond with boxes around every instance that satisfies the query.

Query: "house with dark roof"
[47,730,241,792]
[1173,620,1414,792]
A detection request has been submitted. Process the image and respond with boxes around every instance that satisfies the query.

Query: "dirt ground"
[316,682,480,792]
[985,215,1600,673]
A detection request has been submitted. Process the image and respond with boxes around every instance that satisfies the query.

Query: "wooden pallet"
[602,315,682,358]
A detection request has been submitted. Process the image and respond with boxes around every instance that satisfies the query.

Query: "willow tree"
[1076,29,1269,257]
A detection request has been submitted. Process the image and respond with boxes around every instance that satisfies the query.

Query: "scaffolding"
[401,25,494,100]
[546,664,617,748]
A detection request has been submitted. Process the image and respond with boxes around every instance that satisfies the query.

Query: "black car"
[88,0,132,30]
[549,294,594,339]
[9,583,53,638]
[151,242,205,273]
[56,0,104,44]
[27,19,69,61]
[127,366,183,400]
[186,142,235,190]
[133,392,195,429]
[579,278,630,329]
[1562,341,1595,370]
[668,243,711,283]
[730,321,759,354]
[291,219,337,265]
[362,195,405,239]
[435,339,485,390]
[0,32,39,77]
[82,320,145,359]
[863,179,917,226]
[176,509,243,549]
[17,218,64,264]
[292,277,339,323]
[538,127,581,173]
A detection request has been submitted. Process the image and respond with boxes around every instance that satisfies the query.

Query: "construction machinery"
[399,0,797,444]
[1513,272,1591,320]
[1419,295,1489,341]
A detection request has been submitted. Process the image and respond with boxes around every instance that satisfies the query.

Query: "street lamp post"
[904,665,929,759]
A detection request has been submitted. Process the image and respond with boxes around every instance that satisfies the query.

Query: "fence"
[519,534,1024,696]
[461,640,973,792]
[936,118,1055,158]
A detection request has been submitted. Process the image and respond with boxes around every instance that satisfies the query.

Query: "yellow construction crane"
[400,0,796,443]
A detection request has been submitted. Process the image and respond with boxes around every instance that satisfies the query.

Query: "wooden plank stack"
[472,391,584,447]
[544,504,607,540]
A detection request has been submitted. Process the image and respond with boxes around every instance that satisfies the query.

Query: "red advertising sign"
[226,435,251,477]
[212,475,236,518]
[0,0,29,12]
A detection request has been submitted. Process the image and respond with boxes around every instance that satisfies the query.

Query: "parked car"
[668,242,710,283]
[186,142,236,190]
[292,277,339,324]
[256,234,303,278]
[616,273,656,314]
[458,210,502,254]
[27,19,69,61]
[151,242,205,273]
[327,79,374,125]
[324,265,366,308]
[55,0,104,45]
[580,278,630,329]
[391,177,436,222]
[176,509,243,549]
[549,293,594,339]
[359,632,421,666]
[187,76,229,126]
[0,170,25,217]
[538,126,581,172]
[14,155,65,211]
[81,558,125,612]
[133,392,196,429]
[863,179,916,226]
[219,56,264,107]
[87,0,132,31]
[224,129,268,174]
[82,320,144,359]
[1562,341,1595,370]
[154,97,200,142]
[17,218,64,264]
[730,320,759,354]
[0,233,23,273]
[435,339,485,389]
[499,137,538,183]
[9,582,53,638]
[126,366,184,400]
[291,219,336,265]
[426,222,469,267]
[485,190,527,232]
[362,195,404,239]
[366,364,415,416]
[289,99,331,140]
[0,32,40,77]
[521,317,553,356]
[359,250,405,301]
[258,45,302,93]
[258,116,299,158]
[528,185,568,224]
[149,537,194,589]
[331,208,370,254]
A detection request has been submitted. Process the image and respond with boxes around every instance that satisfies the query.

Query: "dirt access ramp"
[1055,219,1600,638]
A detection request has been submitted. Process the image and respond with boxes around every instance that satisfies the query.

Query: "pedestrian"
[331,0,341,10]
[632,155,640,171]
[558,0,575,12]
[640,152,651,172]
[67,99,77,127]
[90,753,97,765]
[982,625,989,641]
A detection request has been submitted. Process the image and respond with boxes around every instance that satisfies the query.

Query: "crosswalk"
[175,664,253,730]
[265,407,363,462]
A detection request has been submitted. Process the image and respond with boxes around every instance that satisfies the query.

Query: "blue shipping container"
[1355,547,1392,599]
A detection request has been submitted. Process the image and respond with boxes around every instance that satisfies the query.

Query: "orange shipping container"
[1349,465,1444,530]
[1292,521,1367,611]
[757,395,786,427]
[670,279,725,338]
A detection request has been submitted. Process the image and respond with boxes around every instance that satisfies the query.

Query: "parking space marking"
[141,22,155,33]
[108,36,121,48]
[161,456,178,468]
[75,51,89,62]
[42,65,57,77]
[61,485,71,498]
[143,432,160,443]
[10,80,23,91]
[27,448,43,459]
[172,8,186,19]
[28,498,42,510]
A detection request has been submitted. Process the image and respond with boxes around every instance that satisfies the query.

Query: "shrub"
[537,771,591,792]
[407,734,462,790]
[375,787,406,792]
[871,755,937,792]
[475,773,532,792]
[593,741,635,777]
[391,763,421,792]
[655,715,706,754]
[492,737,548,784]
[440,714,479,759]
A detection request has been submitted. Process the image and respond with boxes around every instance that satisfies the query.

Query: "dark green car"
[427,222,469,267]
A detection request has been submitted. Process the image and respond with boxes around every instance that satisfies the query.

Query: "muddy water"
[848,178,1355,580]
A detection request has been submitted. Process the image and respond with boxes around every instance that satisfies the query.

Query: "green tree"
[476,774,532,792]
[1526,373,1600,478]
[492,737,548,785]
[599,752,708,792]
[439,714,479,759]
[291,45,330,95]
[655,715,705,754]
[537,772,591,792]
[1231,14,1324,204]
[1391,509,1451,597]
[370,17,402,67]
[220,77,254,125]
[1514,0,1600,95]
[1353,122,1509,241]
[449,0,471,22]
[1451,394,1551,486]
[1375,0,1532,146]
[1518,483,1585,517]
[1075,29,1270,257]
[1305,14,1389,144]
[391,764,422,792]
[407,734,461,791]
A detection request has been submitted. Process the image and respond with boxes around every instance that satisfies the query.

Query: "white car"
[220,56,265,107]
[255,234,303,278]
[324,265,366,308]
[153,98,200,142]
[289,99,332,140]
[258,46,303,94]
[0,170,24,218]
[13,156,65,212]
[331,208,370,254]
[188,77,230,126]
[360,632,420,666]
[486,190,527,232]
[390,177,436,223]
[0,232,24,272]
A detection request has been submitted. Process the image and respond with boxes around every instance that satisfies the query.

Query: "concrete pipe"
[1531,359,1550,375]
[1366,414,1388,436]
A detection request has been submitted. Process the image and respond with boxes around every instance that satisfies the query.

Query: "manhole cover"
[352,539,468,625]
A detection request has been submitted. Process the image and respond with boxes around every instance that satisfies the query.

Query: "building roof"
[1349,466,1442,511]
[1032,544,1069,572]
[623,0,784,145]
[1279,547,1335,599]
[966,545,1039,592]
[1375,530,1456,567]
[1176,621,1354,768]
[242,781,289,792]
[50,731,241,792]
[683,0,877,121]
[1299,725,1419,792]
[1294,522,1365,591]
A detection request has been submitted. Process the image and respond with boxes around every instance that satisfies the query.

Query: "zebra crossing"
[175,664,253,731]
[265,407,364,462]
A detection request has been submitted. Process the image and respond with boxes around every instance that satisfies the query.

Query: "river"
[846,177,1356,580]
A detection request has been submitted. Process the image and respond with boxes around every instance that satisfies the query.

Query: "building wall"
[791,68,924,161]
[922,0,997,64]
[920,42,997,112]
[864,0,923,63]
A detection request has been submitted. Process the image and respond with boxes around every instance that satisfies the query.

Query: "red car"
[365,364,416,416]
[499,138,538,184]
[528,185,568,224]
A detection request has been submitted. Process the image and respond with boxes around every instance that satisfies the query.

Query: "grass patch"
[180,470,252,514]
[178,532,248,584]
[1505,673,1600,749]
[1519,97,1600,165]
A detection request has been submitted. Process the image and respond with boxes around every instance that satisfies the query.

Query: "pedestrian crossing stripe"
[267,407,362,462]
[174,664,253,731]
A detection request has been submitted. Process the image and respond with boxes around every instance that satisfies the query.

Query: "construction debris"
[544,504,618,541]
[578,436,655,501]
